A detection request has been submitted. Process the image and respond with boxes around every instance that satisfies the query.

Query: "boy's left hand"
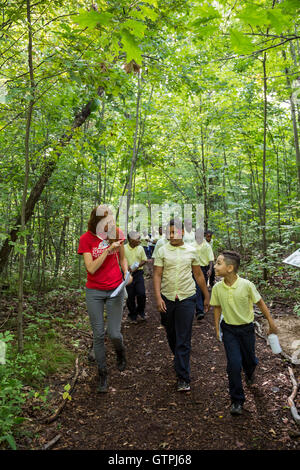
[204,296,210,313]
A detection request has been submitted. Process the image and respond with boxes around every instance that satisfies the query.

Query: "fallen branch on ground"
[39,357,79,424]
[0,310,12,330]
[41,434,61,450]
[288,367,300,426]
[77,329,93,337]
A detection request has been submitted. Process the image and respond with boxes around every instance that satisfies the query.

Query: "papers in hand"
[130,261,140,271]
[283,248,300,268]
[219,314,224,342]
[109,271,131,298]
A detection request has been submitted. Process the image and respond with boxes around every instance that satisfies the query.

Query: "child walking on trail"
[124,231,148,323]
[153,218,210,392]
[210,250,278,416]
[192,228,214,321]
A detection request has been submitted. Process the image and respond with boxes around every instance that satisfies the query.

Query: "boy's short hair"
[205,230,214,235]
[128,230,140,241]
[168,218,184,230]
[221,250,240,272]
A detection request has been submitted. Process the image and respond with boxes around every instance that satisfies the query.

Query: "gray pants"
[85,287,125,370]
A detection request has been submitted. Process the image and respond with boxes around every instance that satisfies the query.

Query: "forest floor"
[12,263,300,451]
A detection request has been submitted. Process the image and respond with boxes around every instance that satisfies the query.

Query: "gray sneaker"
[97,369,108,393]
[177,380,191,392]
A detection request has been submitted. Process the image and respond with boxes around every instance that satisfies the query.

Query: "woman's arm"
[119,244,128,276]
[83,241,122,275]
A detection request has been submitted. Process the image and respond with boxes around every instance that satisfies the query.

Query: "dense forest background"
[0,0,299,450]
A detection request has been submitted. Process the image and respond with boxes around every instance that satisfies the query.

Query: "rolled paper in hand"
[267,334,282,354]
[130,261,140,271]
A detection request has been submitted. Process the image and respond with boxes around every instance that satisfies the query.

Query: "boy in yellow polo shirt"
[192,228,214,321]
[124,231,147,323]
[153,218,209,392]
[210,250,278,416]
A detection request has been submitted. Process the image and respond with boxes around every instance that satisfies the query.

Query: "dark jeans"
[160,294,196,383]
[208,266,215,287]
[143,246,151,259]
[126,270,146,320]
[194,266,209,316]
[221,320,258,405]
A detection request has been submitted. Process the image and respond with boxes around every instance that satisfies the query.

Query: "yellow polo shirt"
[183,230,195,245]
[192,240,214,266]
[152,236,167,259]
[140,237,148,247]
[210,275,261,325]
[154,242,200,301]
[124,244,147,270]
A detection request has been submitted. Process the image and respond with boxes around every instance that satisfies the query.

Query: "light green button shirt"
[210,275,261,325]
[124,244,147,270]
[152,236,167,259]
[192,240,214,266]
[183,230,195,245]
[154,242,200,301]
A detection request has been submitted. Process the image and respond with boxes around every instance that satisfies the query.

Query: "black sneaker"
[177,380,191,392]
[116,348,127,372]
[230,403,243,416]
[245,373,255,386]
[128,316,138,324]
[97,369,108,393]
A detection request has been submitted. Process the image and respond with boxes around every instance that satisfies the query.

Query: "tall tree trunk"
[200,121,208,231]
[223,149,232,249]
[262,52,268,281]
[282,49,300,186]
[126,73,141,225]
[17,0,34,353]
[53,180,77,278]
[78,174,84,287]
[144,169,151,231]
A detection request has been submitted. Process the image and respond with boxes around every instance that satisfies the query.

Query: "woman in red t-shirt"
[78,206,129,393]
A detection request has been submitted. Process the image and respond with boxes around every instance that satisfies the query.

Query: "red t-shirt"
[78,230,125,290]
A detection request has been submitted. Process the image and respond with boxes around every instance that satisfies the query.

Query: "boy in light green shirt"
[210,250,278,416]
[124,231,147,323]
[192,228,215,320]
[152,225,167,260]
